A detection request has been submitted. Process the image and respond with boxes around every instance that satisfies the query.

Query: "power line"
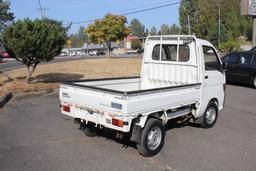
[71,1,180,25]
[114,0,178,15]
[37,0,48,18]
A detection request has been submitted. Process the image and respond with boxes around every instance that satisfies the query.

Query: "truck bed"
[60,77,201,132]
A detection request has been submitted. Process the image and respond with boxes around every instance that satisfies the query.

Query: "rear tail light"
[112,118,124,127]
[63,105,70,112]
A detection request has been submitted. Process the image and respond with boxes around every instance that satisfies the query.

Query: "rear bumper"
[60,102,132,133]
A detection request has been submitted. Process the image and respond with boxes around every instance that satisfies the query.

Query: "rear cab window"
[152,44,190,62]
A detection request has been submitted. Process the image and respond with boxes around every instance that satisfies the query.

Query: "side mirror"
[222,62,228,72]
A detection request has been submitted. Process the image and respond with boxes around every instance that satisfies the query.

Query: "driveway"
[0,85,256,171]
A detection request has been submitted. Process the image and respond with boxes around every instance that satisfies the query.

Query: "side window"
[161,45,177,61]
[238,53,253,65]
[223,54,239,64]
[203,46,221,71]
[152,45,160,60]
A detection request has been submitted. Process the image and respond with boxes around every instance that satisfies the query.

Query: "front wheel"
[200,101,218,128]
[137,118,165,157]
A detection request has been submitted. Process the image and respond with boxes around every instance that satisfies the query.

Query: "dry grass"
[0,58,142,96]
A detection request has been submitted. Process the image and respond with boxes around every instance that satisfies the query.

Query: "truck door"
[202,46,225,110]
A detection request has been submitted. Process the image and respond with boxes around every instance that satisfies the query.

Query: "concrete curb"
[0,93,13,108]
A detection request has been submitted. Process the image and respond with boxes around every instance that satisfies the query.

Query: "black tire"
[137,118,165,157]
[84,122,98,137]
[252,75,256,89]
[200,101,218,128]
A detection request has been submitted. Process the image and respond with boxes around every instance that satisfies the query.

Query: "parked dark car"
[249,46,256,52]
[222,51,256,88]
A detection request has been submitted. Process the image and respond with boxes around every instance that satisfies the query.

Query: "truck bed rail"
[61,77,201,96]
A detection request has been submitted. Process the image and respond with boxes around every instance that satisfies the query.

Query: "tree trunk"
[107,41,111,58]
[26,66,36,83]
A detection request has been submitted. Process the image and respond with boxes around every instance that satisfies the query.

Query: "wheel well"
[252,73,256,80]
[210,98,218,107]
[148,112,164,121]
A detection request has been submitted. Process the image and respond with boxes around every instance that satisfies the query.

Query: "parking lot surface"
[0,84,256,171]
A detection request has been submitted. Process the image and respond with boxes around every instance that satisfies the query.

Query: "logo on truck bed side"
[111,102,122,110]
[62,92,70,99]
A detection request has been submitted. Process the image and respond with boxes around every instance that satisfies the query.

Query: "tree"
[130,18,145,37]
[3,18,68,82]
[68,26,88,47]
[144,28,149,36]
[160,24,170,35]
[179,0,252,48]
[0,1,14,48]
[85,13,130,57]
[169,24,181,34]
[179,0,199,35]
[131,39,142,49]
[150,26,157,35]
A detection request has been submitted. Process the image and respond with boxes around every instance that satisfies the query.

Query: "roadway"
[0,84,255,170]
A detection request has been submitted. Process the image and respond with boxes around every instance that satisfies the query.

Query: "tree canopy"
[0,1,14,48]
[150,26,157,35]
[130,18,145,37]
[179,0,252,47]
[3,18,68,81]
[131,39,142,50]
[85,13,130,57]
[69,26,88,47]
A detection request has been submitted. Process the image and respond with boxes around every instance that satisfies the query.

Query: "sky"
[9,0,180,34]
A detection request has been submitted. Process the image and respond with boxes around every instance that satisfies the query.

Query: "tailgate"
[59,84,131,132]
[59,83,128,115]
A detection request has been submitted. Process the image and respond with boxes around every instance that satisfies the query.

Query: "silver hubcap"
[147,127,162,151]
[254,77,256,87]
[205,107,216,125]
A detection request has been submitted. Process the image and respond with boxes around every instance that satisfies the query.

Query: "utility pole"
[187,15,191,35]
[183,4,191,35]
[37,0,48,19]
[253,17,256,46]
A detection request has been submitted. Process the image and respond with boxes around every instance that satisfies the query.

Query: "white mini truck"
[59,35,226,157]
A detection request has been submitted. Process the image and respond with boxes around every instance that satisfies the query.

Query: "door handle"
[205,75,209,79]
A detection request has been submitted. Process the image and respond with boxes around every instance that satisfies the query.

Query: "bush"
[3,18,68,82]
[218,40,240,52]
[131,39,142,49]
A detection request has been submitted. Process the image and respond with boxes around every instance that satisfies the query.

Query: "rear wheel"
[137,118,165,157]
[200,101,218,128]
[84,122,98,137]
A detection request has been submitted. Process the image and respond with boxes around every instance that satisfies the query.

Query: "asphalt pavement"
[0,84,256,171]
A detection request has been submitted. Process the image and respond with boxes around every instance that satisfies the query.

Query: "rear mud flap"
[130,125,142,144]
